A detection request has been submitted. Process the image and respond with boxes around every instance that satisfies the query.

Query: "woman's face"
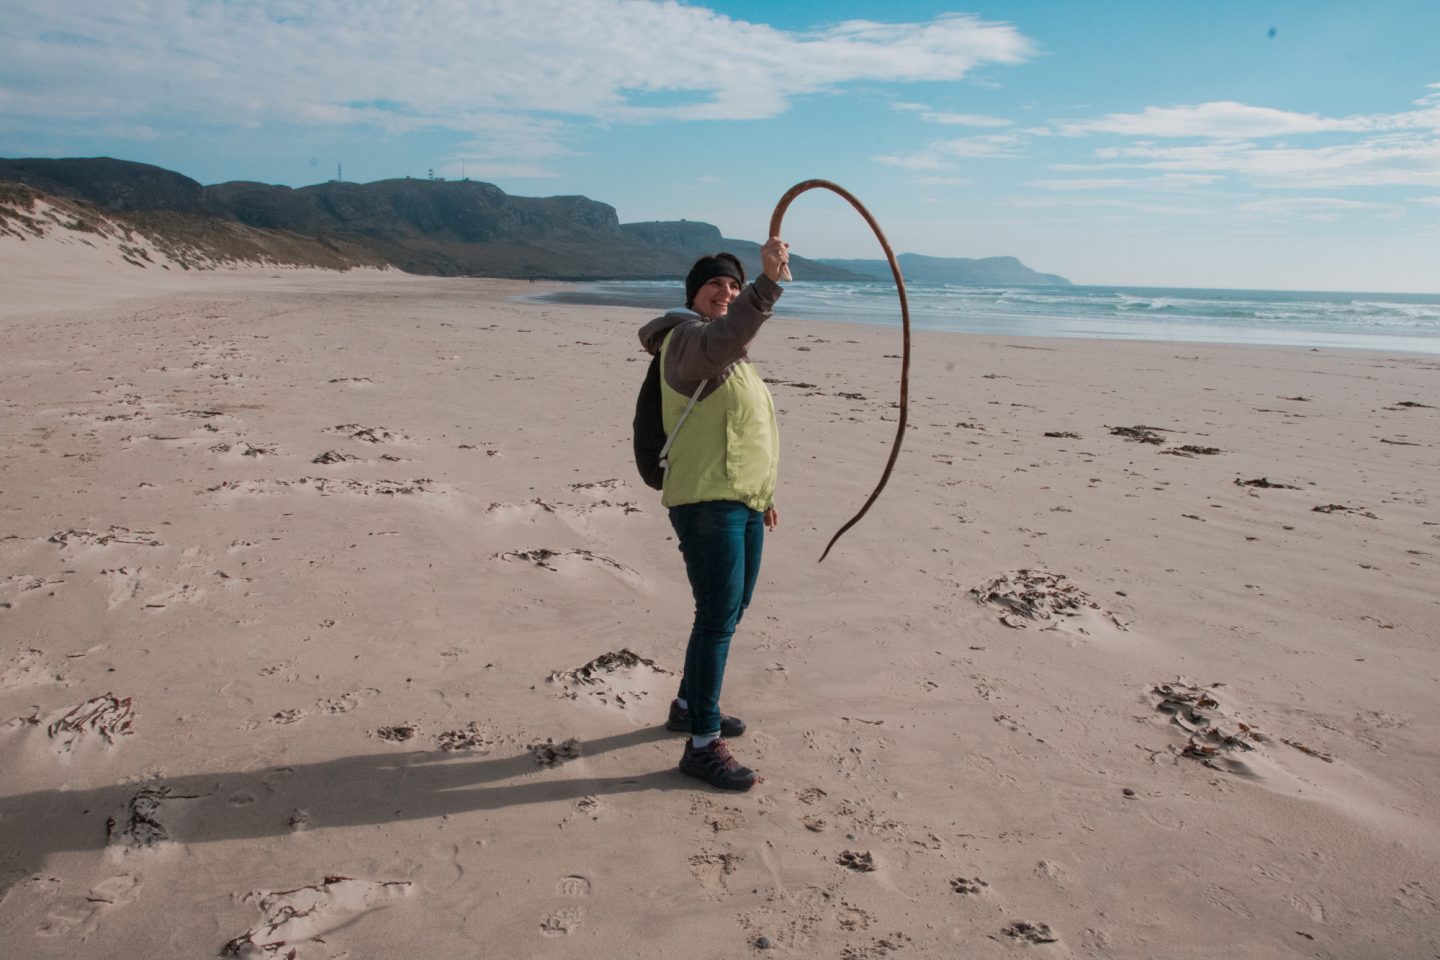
[692,276,741,318]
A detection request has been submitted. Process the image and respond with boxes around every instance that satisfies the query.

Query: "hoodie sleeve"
[665,275,783,380]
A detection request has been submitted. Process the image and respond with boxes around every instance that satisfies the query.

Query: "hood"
[638,308,701,355]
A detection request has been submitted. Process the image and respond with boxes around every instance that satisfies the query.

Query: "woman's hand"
[764,505,779,531]
[761,236,790,283]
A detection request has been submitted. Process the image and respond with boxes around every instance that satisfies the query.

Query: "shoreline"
[521,279,1440,357]
[2,264,1438,957]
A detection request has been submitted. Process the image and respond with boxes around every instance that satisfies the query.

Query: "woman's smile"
[693,276,741,318]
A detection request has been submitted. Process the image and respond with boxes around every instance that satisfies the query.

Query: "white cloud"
[1094,135,1440,188]
[687,67,1440,201]
[1416,196,1440,206]
[1059,101,1365,138]
[1047,93,1440,191]
[918,112,1013,127]
[1239,197,1404,221]
[1027,173,1220,191]
[876,132,1032,168]
[1007,196,1210,217]
[0,2,1034,171]
[1059,98,1440,139]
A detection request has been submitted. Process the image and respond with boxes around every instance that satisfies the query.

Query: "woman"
[637,237,789,791]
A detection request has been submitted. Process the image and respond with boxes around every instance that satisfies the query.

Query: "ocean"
[525,281,1440,355]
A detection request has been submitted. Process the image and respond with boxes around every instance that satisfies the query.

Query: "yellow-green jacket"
[637,276,782,512]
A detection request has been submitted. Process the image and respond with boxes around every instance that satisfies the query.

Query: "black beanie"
[685,253,745,308]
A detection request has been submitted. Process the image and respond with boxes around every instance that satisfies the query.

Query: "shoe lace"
[704,739,737,770]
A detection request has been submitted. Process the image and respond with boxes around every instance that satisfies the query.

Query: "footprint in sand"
[741,885,832,951]
[35,874,141,939]
[220,678,256,707]
[422,842,464,893]
[223,876,411,956]
[539,906,585,937]
[2,574,66,610]
[837,901,875,932]
[435,721,499,753]
[261,767,295,793]
[557,875,592,897]
[837,850,877,873]
[1004,920,1060,944]
[0,648,67,691]
[375,723,420,743]
[318,688,378,714]
[950,877,990,896]
[89,874,141,905]
[103,566,142,608]
[1286,893,1328,924]
[139,577,206,610]
[689,850,742,899]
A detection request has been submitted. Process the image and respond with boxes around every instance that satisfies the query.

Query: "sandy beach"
[2,241,1439,958]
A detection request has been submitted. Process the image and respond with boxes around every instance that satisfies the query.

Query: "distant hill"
[816,253,1070,286]
[0,156,1066,284]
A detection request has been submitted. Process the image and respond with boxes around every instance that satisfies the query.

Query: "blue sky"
[3,1,1439,291]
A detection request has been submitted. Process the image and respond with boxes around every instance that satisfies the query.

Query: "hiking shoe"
[665,699,746,738]
[679,738,756,791]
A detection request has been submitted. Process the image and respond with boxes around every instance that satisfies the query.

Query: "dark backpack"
[632,354,667,490]
[634,345,709,491]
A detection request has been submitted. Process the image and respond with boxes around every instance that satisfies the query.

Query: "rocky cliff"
[0,156,1068,284]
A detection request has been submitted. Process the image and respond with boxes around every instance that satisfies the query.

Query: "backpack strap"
[658,376,707,475]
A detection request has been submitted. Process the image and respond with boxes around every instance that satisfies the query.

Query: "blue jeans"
[669,501,765,737]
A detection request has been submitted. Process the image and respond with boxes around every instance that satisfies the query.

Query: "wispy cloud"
[883,87,1440,192]
[876,132,1033,168]
[1027,173,1220,191]
[1028,87,1440,191]
[0,2,1034,172]
[912,175,973,185]
[1094,135,1440,188]
[1059,102,1364,138]
[1239,197,1404,221]
[916,111,1013,127]
[1007,197,1210,217]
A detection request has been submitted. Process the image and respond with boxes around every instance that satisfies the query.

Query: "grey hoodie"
[636,274,783,402]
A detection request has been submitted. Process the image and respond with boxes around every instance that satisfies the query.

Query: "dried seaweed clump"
[48,693,136,748]
[1152,679,1264,762]
[970,569,1117,629]
[1108,425,1167,444]
[547,649,669,686]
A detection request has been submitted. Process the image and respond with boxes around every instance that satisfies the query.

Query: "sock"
[690,733,717,749]
[676,697,688,710]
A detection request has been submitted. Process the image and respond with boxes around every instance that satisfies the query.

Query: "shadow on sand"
[1,724,686,879]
